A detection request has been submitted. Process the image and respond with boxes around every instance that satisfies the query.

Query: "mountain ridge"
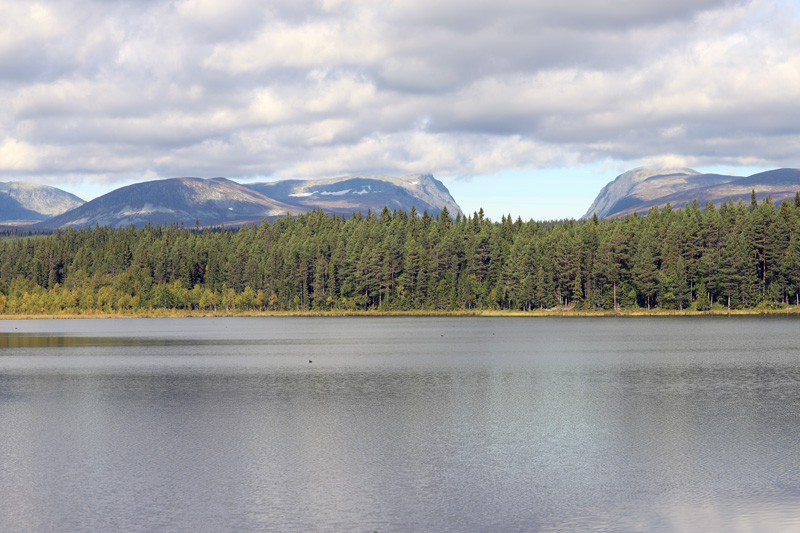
[0,181,85,223]
[33,174,462,229]
[243,173,462,217]
[586,167,800,218]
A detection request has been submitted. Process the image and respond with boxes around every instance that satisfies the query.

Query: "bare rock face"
[585,167,800,218]
[244,174,462,218]
[0,182,85,223]
[36,174,463,228]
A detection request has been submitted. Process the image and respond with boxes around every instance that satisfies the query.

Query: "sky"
[1,0,799,221]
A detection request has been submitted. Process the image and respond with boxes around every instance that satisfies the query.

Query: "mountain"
[585,167,800,218]
[38,177,303,229]
[36,174,462,228]
[0,182,84,223]
[243,173,462,217]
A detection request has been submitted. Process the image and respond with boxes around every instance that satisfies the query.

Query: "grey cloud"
[175,0,260,37]
[0,0,798,190]
[531,0,743,28]
[383,0,741,34]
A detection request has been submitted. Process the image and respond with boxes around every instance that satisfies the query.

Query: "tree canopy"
[2,197,800,315]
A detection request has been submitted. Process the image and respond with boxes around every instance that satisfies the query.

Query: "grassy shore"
[2,307,800,319]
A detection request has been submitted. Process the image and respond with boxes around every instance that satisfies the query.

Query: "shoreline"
[2,307,800,319]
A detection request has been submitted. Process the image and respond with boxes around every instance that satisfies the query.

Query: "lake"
[0,316,799,532]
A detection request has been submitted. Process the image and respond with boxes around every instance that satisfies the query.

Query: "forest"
[1,193,800,315]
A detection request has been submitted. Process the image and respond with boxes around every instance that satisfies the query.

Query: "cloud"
[0,137,39,170]
[0,0,798,190]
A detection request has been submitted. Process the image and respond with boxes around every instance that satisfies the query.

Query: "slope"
[586,167,800,218]
[0,182,85,222]
[244,174,462,216]
[37,177,303,228]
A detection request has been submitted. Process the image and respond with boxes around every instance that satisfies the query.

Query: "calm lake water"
[1,316,799,532]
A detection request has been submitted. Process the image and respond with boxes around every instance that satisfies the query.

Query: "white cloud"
[0,137,39,170]
[205,12,385,74]
[0,0,798,190]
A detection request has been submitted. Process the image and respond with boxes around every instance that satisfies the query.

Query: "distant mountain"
[243,173,462,217]
[38,177,303,229]
[36,174,462,228]
[585,167,800,218]
[0,182,84,223]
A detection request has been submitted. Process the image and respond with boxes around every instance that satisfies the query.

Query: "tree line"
[1,194,800,314]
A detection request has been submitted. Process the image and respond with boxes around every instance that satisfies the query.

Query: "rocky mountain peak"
[0,181,85,222]
[585,167,800,219]
[584,167,700,218]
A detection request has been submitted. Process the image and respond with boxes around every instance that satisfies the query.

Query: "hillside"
[38,177,303,229]
[35,174,462,228]
[243,173,462,217]
[0,182,84,223]
[586,167,800,218]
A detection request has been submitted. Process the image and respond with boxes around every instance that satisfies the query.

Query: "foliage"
[2,197,800,315]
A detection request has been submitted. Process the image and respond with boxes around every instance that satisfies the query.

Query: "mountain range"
[4,167,799,228]
[585,167,800,219]
[0,174,462,229]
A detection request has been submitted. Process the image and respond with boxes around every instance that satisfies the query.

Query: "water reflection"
[0,317,799,532]
[0,332,269,349]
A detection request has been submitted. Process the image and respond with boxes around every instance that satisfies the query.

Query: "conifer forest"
[2,195,800,315]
